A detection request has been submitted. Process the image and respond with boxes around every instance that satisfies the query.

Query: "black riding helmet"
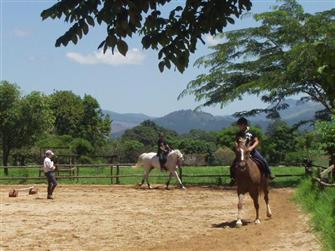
[237,117,248,126]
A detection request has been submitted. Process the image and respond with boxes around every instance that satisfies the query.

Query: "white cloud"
[13,28,31,37]
[66,49,145,66]
[204,34,222,46]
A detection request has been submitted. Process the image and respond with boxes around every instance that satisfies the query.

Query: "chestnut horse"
[234,139,272,227]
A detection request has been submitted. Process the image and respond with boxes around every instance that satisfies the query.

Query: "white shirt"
[43,157,55,173]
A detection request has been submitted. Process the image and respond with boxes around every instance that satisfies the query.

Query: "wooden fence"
[311,163,335,188]
[0,163,311,185]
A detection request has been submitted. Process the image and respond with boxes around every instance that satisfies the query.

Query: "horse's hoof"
[180,186,186,190]
[255,219,261,224]
[236,219,242,228]
[165,187,170,190]
[267,212,272,218]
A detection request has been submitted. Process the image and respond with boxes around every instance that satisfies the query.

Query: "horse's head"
[236,138,251,171]
[170,149,184,166]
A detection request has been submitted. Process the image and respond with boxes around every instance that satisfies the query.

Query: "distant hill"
[153,110,235,133]
[102,110,153,136]
[104,99,322,137]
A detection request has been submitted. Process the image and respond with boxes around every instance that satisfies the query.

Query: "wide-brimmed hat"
[45,150,54,156]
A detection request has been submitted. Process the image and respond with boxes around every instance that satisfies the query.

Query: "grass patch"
[295,179,335,251]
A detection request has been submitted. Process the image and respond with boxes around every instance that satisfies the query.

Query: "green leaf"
[71,34,78,44]
[117,40,128,56]
[82,22,89,35]
[158,61,165,72]
[86,16,95,26]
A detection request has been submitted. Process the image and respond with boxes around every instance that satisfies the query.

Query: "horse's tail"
[132,153,145,169]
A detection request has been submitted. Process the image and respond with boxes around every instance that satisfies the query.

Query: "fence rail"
[0,163,309,185]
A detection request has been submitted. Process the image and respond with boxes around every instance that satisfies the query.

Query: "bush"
[211,147,235,166]
[70,138,94,156]
[78,156,93,164]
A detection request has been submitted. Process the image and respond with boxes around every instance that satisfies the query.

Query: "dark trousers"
[158,152,167,168]
[45,171,57,196]
[230,150,272,179]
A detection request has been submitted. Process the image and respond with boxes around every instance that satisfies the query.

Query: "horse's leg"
[264,179,272,218]
[251,191,260,224]
[166,173,173,190]
[146,167,154,189]
[236,192,244,227]
[172,170,185,189]
[138,167,147,187]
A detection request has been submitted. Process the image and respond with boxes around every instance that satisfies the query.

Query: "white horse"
[134,149,185,189]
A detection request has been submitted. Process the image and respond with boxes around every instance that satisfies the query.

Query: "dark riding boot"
[159,161,167,172]
[229,178,236,186]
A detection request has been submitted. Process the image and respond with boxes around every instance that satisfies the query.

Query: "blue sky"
[1,0,334,117]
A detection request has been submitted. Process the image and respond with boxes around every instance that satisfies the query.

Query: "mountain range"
[103,99,322,137]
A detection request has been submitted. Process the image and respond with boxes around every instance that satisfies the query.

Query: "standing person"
[157,133,171,171]
[229,117,275,186]
[43,150,57,199]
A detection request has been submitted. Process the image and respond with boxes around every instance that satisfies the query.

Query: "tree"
[181,129,219,145]
[119,140,145,163]
[179,0,335,119]
[18,92,55,148]
[315,115,335,164]
[50,91,112,147]
[177,139,215,154]
[0,81,21,174]
[50,91,84,136]
[262,120,299,164]
[80,94,111,146]
[122,120,177,148]
[0,82,54,174]
[41,0,252,72]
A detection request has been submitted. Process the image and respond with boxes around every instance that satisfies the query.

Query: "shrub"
[212,147,235,166]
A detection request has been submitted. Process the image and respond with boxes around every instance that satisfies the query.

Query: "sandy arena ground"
[0,185,320,251]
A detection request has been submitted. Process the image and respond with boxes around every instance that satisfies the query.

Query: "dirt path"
[0,185,320,251]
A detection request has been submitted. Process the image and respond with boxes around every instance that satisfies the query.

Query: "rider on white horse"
[157,133,171,171]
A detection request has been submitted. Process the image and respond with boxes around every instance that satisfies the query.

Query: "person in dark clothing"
[157,133,171,171]
[229,117,275,186]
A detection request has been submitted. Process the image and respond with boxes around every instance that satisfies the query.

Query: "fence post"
[179,166,183,182]
[76,165,80,182]
[110,165,113,184]
[116,165,120,184]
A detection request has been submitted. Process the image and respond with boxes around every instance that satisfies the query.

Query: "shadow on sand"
[212,219,253,229]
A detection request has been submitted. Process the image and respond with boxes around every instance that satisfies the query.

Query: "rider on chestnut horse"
[229,117,275,186]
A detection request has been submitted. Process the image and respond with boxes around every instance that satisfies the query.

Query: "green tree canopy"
[179,0,335,119]
[80,94,111,146]
[50,90,84,136]
[315,115,335,164]
[262,120,299,164]
[41,0,252,72]
[0,82,54,173]
[122,120,177,148]
[50,91,111,145]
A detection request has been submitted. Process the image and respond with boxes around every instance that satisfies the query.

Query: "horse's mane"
[170,149,183,158]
